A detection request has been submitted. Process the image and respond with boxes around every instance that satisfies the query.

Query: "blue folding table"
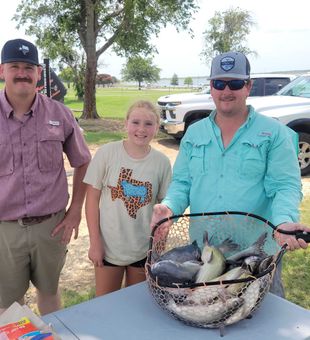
[43,282,310,340]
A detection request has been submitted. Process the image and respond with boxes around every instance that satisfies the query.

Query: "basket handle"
[276,229,310,243]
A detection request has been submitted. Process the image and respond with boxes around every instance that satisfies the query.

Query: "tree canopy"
[171,73,179,86]
[14,0,199,119]
[184,76,193,86]
[201,7,256,64]
[121,56,160,90]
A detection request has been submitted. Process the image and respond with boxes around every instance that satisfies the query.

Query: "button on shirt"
[0,91,91,220]
[163,106,302,227]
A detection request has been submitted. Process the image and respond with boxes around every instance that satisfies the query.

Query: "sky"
[1,0,310,80]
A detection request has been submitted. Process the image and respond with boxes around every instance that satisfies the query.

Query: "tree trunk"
[81,61,100,119]
[80,1,100,119]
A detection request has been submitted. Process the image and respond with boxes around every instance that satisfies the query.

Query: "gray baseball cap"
[1,38,39,66]
[209,51,250,80]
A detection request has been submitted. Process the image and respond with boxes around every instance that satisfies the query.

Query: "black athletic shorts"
[103,257,146,268]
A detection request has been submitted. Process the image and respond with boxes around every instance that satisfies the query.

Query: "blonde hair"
[126,100,160,124]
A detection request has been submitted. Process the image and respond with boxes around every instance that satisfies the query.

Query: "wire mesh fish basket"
[145,211,308,334]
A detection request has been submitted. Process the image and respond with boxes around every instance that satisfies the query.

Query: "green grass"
[62,288,95,308]
[84,130,126,144]
[65,86,185,144]
[282,195,310,309]
[64,86,191,119]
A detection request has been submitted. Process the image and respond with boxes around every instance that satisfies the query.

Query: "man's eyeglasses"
[212,79,248,91]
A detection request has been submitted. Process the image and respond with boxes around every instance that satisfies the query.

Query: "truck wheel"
[298,132,310,176]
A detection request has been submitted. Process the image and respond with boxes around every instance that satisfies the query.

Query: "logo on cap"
[220,56,235,72]
[19,44,30,56]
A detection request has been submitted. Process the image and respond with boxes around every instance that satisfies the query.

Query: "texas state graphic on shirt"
[108,167,152,218]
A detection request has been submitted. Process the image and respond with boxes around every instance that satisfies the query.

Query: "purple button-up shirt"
[0,91,91,220]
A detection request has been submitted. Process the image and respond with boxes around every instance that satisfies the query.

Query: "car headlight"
[165,102,182,109]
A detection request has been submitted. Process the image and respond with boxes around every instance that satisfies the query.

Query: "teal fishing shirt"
[162,105,302,227]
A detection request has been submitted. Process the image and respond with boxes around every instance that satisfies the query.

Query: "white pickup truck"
[158,74,310,175]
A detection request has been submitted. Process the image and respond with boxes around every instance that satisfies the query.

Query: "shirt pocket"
[188,145,206,176]
[240,139,269,179]
[37,129,64,172]
[0,136,14,177]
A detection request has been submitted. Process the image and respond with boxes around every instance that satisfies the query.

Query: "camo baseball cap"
[209,51,250,80]
[1,38,39,66]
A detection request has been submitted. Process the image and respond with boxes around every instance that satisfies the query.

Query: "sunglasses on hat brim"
[212,79,249,91]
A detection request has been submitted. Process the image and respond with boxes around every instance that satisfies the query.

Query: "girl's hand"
[88,239,105,267]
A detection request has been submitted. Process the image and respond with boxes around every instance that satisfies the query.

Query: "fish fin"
[253,232,268,255]
[192,240,198,246]
[219,238,240,254]
[205,249,214,263]
[202,231,209,245]
[255,232,267,248]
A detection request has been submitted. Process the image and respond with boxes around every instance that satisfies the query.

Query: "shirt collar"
[0,90,37,118]
[245,105,256,127]
[210,105,256,128]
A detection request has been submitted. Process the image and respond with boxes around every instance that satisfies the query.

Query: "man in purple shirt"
[0,39,91,315]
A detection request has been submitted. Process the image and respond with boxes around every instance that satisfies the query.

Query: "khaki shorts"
[0,210,67,308]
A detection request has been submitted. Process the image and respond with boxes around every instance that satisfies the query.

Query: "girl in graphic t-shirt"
[83,100,172,296]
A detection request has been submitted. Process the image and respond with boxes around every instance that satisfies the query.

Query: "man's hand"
[274,222,310,250]
[150,204,173,242]
[150,204,173,228]
[51,207,81,244]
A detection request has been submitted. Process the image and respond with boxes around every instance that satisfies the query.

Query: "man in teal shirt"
[151,51,310,297]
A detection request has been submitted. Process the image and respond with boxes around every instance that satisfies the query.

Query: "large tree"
[201,7,256,64]
[121,56,160,90]
[14,0,199,119]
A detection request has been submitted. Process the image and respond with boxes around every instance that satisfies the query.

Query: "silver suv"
[159,74,310,176]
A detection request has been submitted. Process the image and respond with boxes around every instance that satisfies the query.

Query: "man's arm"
[263,127,310,250]
[51,161,90,244]
[265,127,302,225]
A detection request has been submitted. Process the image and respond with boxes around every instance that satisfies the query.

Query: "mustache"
[220,95,235,100]
[13,78,33,84]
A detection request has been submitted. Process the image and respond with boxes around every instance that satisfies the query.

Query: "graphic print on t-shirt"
[108,167,152,218]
